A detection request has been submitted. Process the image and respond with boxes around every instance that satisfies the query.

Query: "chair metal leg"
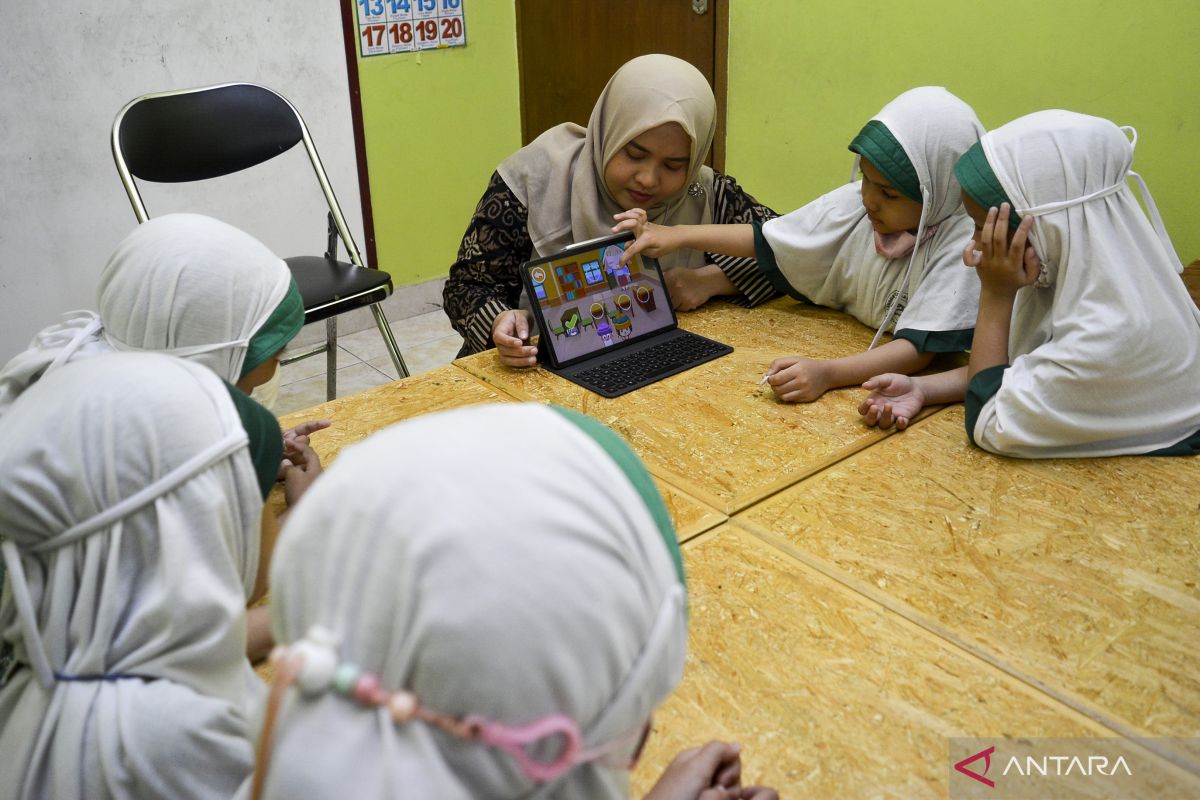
[372,303,409,378]
[325,317,337,401]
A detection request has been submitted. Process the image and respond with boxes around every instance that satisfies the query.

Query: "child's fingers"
[1009,214,1034,262]
[980,206,999,259]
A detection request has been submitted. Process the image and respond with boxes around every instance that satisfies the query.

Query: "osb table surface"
[736,405,1200,772]
[629,525,1200,799]
[454,299,909,513]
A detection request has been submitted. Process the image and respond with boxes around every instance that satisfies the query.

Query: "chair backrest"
[115,84,302,183]
[112,82,365,268]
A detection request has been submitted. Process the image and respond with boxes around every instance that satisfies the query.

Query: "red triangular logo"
[954,745,996,788]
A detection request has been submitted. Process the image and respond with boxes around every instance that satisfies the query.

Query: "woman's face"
[860,159,923,235]
[603,122,691,211]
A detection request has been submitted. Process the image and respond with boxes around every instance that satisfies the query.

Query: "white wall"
[0,2,364,360]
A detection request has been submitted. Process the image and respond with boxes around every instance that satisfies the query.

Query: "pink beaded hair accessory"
[249,627,647,800]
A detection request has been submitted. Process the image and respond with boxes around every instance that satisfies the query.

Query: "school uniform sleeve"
[706,170,780,307]
[964,364,1008,446]
[893,214,980,353]
[443,171,533,354]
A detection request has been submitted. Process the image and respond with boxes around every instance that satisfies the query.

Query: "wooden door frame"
[514,0,729,173]
[339,0,380,269]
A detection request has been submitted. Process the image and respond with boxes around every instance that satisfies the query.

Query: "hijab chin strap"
[0,430,248,689]
[868,181,931,350]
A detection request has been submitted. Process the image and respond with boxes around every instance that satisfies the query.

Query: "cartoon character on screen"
[603,245,632,288]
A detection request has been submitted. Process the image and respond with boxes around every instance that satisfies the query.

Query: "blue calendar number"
[441,0,461,9]
[416,0,435,12]
[358,0,385,16]
[389,0,411,13]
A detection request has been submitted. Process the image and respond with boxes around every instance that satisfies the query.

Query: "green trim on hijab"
[849,120,922,203]
[241,279,304,378]
[549,405,687,590]
[954,141,1020,230]
[223,382,283,499]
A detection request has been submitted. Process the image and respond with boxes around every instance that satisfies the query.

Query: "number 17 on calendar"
[357,0,467,57]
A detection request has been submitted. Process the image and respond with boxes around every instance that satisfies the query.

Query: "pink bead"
[388,691,418,721]
[352,673,381,704]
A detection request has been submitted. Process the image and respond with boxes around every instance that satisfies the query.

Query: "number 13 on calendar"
[357,0,466,57]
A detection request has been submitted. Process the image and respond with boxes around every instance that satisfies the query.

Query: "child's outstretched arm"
[764,338,933,403]
[859,366,969,430]
[613,210,756,263]
[613,211,755,311]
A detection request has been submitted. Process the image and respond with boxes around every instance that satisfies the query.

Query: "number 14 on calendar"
[357,0,466,57]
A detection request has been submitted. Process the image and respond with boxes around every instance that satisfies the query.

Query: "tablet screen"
[523,235,676,367]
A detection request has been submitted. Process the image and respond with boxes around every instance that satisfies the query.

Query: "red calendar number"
[416,18,437,42]
[440,17,462,39]
[390,21,414,44]
[362,24,386,47]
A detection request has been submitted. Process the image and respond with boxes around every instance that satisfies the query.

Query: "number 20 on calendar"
[357,0,466,57]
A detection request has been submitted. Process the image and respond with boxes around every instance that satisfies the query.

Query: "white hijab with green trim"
[248,403,687,800]
[0,353,264,799]
[761,87,983,344]
[0,213,293,414]
[971,110,1200,456]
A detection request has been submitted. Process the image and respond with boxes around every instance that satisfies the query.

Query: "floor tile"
[276,361,393,415]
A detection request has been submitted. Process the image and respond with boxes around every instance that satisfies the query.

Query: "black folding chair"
[111,82,409,401]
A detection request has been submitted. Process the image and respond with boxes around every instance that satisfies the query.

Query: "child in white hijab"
[0,352,278,798]
[0,214,326,658]
[860,110,1200,457]
[444,54,779,367]
[244,404,777,800]
[616,87,984,403]
[0,213,306,407]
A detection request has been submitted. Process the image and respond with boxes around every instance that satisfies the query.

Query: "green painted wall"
[355,1,521,284]
[725,1,1200,263]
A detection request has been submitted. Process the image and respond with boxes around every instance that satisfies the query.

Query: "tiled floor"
[274,309,464,415]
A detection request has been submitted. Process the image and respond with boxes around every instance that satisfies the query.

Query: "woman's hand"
[491,309,538,368]
[613,208,687,265]
[858,373,925,430]
[963,203,1039,298]
[764,356,832,403]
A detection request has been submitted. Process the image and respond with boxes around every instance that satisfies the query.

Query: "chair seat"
[285,256,393,324]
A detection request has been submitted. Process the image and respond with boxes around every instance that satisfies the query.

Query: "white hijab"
[0,213,292,413]
[249,403,687,800]
[0,352,265,799]
[498,53,717,270]
[970,110,1200,457]
[762,86,984,346]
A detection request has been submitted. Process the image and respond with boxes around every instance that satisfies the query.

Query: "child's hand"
[613,209,685,266]
[282,440,323,507]
[858,373,925,430]
[963,203,1039,297]
[663,267,723,311]
[643,741,743,800]
[491,309,538,368]
[764,356,832,403]
[279,419,331,478]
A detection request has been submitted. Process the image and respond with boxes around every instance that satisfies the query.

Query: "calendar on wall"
[356,0,466,57]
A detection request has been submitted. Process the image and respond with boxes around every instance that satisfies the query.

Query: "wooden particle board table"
[454,299,917,514]
[734,405,1200,772]
[257,302,1200,796]
[628,525,1200,799]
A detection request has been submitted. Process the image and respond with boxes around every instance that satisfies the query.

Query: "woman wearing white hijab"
[0,352,279,799]
[617,87,984,403]
[860,110,1200,456]
[245,404,777,800]
[444,54,778,367]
